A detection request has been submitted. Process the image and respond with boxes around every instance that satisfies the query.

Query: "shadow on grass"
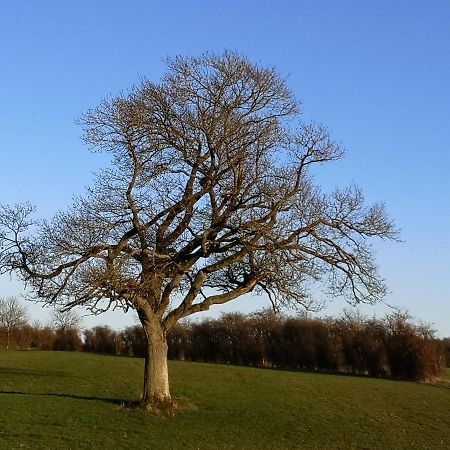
[428,381,450,391]
[0,367,71,377]
[0,390,135,406]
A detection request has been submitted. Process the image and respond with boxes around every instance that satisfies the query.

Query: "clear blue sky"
[1,1,449,335]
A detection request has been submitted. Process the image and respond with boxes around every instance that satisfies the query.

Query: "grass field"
[0,351,449,449]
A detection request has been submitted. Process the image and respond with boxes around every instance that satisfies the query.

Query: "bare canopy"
[0,52,396,411]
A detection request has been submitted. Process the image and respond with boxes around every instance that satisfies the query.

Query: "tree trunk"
[140,318,174,414]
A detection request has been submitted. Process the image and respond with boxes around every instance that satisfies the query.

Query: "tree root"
[139,397,178,417]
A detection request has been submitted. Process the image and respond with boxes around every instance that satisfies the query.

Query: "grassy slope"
[0,351,448,449]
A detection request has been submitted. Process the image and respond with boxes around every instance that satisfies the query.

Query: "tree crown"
[0,52,397,329]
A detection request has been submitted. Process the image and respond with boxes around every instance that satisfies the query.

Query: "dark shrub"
[84,326,122,355]
[53,328,83,352]
[440,338,450,367]
[385,313,444,381]
[121,325,146,357]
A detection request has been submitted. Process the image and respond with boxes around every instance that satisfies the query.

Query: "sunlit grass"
[0,351,448,449]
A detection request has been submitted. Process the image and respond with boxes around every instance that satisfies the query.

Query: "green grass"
[0,352,449,449]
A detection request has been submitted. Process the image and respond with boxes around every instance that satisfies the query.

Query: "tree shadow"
[0,390,134,406]
[427,381,450,391]
[0,367,71,377]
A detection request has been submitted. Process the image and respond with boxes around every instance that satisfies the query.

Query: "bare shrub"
[385,313,444,381]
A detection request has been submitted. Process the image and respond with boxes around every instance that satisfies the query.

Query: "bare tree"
[0,296,28,349]
[50,308,82,331]
[0,52,397,412]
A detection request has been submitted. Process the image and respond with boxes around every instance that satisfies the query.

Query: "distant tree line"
[0,297,83,352]
[82,311,449,382]
[165,311,447,382]
[1,296,447,382]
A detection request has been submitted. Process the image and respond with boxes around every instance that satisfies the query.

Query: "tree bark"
[140,317,174,413]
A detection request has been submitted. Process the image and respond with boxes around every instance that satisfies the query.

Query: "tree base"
[139,396,178,417]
